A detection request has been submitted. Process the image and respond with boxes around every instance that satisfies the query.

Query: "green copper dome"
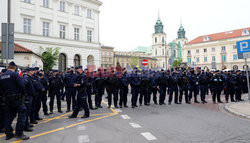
[177,24,186,39]
[154,15,164,34]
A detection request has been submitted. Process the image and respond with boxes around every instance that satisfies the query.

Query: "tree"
[129,55,139,70]
[173,59,182,67]
[39,47,60,72]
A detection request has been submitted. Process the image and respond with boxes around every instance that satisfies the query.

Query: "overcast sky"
[99,0,250,51]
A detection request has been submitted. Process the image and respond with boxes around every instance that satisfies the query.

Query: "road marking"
[78,135,89,143]
[77,125,86,131]
[129,123,142,128]
[141,132,157,141]
[115,109,122,113]
[121,114,131,119]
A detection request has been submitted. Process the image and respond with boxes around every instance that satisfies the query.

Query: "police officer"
[32,70,45,121]
[23,68,36,130]
[68,66,90,118]
[64,68,77,112]
[168,71,179,105]
[235,70,244,102]
[39,71,49,115]
[139,70,150,106]
[158,69,167,105]
[148,71,158,104]
[225,71,236,103]
[130,67,141,108]
[188,69,200,103]
[49,70,63,114]
[211,71,224,104]
[85,69,96,110]
[0,62,29,140]
[94,69,105,108]
[178,71,190,104]
[0,69,7,133]
[199,70,208,104]
[106,69,119,108]
[119,68,129,108]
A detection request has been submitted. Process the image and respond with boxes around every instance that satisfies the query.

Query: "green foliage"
[39,47,60,72]
[173,59,182,67]
[129,55,139,69]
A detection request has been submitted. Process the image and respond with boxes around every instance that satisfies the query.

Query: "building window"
[74,28,80,40]
[42,22,49,36]
[87,9,92,19]
[155,37,157,43]
[109,52,111,56]
[212,47,215,52]
[74,5,79,15]
[23,18,31,34]
[187,50,191,55]
[59,25,65,39]
[155,49,157,55]
[109,58,112,62]
[43,0,49,8]
[60,1,65,12]
[24,0,31,3]
[162,49,164,55]
[196,57,199,63]
[196,49,199,54]
[188,58,191,64]
[212,56,216,62]
[233,55,237,60]
[242,29,250,36]
[222,55,226,62]
[204,48,207,53]
[74,54,81,67]
[203,36,210,41]
[105,52,107,56]
[162,37,164,43]
[233,45,237,49]
[204,57,207,62]
[87,30,92,43]
[221,46,226,52]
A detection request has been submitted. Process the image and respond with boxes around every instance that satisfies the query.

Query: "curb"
[224,102,250,119]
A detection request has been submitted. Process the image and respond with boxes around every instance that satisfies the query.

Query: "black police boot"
[81,115,89,119]
[49,111,53,114]
[68,115,77,118]
[0,128,4,133]
[194,100,200,103]
[108,105,111,108]
[29,124,34,127]
[30,120,38,124]
[36,117,43,121]
[124,105,128,108]
[66,110,70,113]
[5,133,14,140]
[44,112,49,116]
[132,105,135,108]
[58,110,63,113]
[24,127,33,132]
[15,134,30,140]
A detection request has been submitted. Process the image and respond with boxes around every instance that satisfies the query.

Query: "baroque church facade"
[151,15,188,69]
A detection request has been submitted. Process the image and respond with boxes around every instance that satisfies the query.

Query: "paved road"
[1,93,250,143]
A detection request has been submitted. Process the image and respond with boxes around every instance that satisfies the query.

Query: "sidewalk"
[224,94,250,119]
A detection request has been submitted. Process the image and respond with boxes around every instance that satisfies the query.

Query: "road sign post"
[237,39,250,100]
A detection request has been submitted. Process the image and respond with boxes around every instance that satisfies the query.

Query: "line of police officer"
[0,62,249,140]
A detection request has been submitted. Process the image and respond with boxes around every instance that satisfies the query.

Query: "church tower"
[175,23,188,60]
[152,13,167,69]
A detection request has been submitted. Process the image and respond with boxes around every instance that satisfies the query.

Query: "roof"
[186,27,250,45]
[132,46,152,54]
[0,42,33,53]
[101,46,114,49]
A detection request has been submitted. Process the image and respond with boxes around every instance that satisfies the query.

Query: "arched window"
[74,54,81,67]
[58,53,66,71]
[87,55,94,65]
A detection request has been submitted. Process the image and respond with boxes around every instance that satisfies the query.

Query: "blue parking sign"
[237,39,250,53]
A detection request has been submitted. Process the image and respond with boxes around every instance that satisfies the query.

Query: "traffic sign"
[237,39,250,59]
[142,59,148,66]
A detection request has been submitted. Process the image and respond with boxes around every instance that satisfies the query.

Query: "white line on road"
[141,132,157,141]
[115,109,122,112]
[121,114,131,119]
[77,125,86,131]
[78,135,90,143]
[129,122,142,128]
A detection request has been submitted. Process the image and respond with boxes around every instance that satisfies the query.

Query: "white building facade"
[1,0,102,71]
[183,27,250,70]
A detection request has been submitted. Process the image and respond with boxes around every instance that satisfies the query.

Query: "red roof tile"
[186,27,250,45]
[0,42,33,53]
